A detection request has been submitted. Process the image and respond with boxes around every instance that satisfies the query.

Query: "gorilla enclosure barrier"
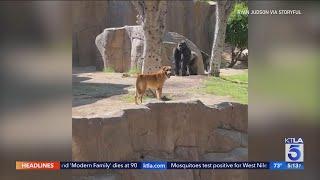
[72,100,248,179]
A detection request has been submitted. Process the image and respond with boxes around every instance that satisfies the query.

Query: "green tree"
[225,2,248,68]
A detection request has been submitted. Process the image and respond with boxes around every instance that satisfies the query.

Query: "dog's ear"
[161,66,167,71]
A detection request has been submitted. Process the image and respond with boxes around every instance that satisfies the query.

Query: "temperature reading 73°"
[273,162,283,169]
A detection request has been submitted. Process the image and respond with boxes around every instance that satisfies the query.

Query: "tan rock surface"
[73,100,248,180]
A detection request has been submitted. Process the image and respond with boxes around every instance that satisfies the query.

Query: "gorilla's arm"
[180,44,192,76]
[174,47,181,61]
[173,47,182,75]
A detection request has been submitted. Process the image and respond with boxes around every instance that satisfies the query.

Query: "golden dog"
[135,66,172,104]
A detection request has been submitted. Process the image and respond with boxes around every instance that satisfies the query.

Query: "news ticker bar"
[16,161,303,170]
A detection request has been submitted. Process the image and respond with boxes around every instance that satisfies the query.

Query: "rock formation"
[73,100,248,179]
[96,26,205,74]
[72,1,215,67]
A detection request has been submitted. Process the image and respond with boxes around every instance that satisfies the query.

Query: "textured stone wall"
[73,100,248,179]
[72,1,215,67]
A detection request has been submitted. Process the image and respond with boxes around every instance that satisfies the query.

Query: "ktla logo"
[285,138,304,162]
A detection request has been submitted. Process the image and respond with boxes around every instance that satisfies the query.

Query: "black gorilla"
[173,40,191,76]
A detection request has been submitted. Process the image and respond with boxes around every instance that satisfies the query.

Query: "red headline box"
[16,161,60,170]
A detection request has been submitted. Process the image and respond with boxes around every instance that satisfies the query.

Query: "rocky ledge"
[73,100,248,180]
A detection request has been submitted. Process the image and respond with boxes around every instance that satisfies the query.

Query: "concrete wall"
[72,1,215,67]
[72,100,248,180]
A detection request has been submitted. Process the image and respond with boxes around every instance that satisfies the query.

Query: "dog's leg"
[135,90,139,105]
[156,89,160,100]
[156,88,162,100]
[140,89,145,104]
[140,93,143,104]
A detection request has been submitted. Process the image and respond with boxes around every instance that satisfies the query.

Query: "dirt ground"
[72,67,246,117]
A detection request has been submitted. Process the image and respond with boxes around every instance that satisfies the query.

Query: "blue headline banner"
[59,161,275,170]
[59,161,303,170]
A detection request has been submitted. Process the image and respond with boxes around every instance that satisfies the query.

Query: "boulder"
[95,27,131,72]
[96,26,205,74]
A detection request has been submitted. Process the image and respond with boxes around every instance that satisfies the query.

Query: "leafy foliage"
[226,2,248,50]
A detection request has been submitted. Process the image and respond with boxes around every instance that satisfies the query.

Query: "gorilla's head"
[178,40,188,50]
